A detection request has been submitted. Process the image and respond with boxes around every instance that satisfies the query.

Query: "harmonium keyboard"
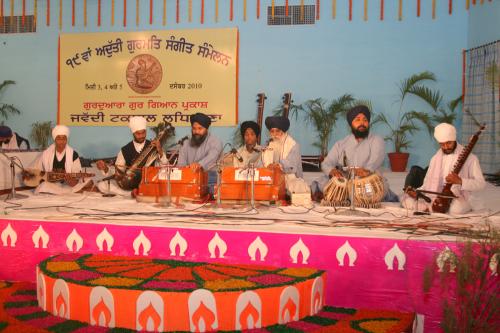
[215,166,286,203]
[136,166,209,203]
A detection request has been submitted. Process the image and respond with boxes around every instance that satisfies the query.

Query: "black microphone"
[231,148,244,162]
[416,190,432,203]
[252,147,262,153]
[177,136,189,145]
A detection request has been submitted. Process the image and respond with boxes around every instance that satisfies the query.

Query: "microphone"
[177,136,189,145]
[230,148,244,162]
[416,190,432,203]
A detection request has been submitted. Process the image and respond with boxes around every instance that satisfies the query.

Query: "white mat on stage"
[1,171,498,241]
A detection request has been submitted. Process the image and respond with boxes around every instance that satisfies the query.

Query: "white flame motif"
[278,286,300,324]
[208,232,227,259]
[136,291,164,331]
[1,223,17,247]
[36,267,46,311]
[248,236,268,261]
[336,241,357,267]
[89,286,115,327]
[384,243,406,271]
[133,231,152,256]
[412,313,425,333]
[436,246,456,273]
[289,238,310,264]
[66,229,83,252]
[96,228,114,252]
[310,276,324,316]
[235,291,262,330]
[32,225,49,249]
[53,279,70,319]
[489,253,498,276]
[188,289,218,332]
[169,231,188,256]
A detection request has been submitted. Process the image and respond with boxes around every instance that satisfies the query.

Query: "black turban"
[265,116,290,132]
[346,105,371,125]
[240,121,261,138]
[190,112,211,129]
[0,126,12,138]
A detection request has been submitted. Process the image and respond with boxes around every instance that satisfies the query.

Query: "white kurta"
[401,144,486,214]
[1,133,28,150]
[262,134,309,194]
[31,144,88,195]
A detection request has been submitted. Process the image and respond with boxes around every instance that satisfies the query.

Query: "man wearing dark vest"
[28,125,90,194]
[0,126,30,150]
[96,116,166,195]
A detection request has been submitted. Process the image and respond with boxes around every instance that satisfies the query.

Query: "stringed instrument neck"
[432,125,485,213]
[256,93,266,145]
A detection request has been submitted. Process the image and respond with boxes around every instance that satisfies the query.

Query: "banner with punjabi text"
[58,28,238,127]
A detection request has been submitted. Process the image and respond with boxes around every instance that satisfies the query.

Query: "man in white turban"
[26,125,91,194]
[401,123,485,214]
[96,116,167,195]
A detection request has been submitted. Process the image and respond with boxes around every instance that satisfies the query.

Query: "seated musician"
[401,123,485,214]
[177,112,223,194]
[311,105,398,202]
[261,116,310,195]
[27,125,91,194]
[96,116,166,195]
[0,125,30,150]
[231,120,263,168]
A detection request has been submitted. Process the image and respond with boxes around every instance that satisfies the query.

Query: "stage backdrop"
[58,28,238,127]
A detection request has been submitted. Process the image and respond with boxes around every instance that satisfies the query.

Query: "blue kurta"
[177,133,223,171]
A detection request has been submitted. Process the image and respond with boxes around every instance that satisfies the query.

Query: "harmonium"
[136,166,209,203]
[214,166,286,203]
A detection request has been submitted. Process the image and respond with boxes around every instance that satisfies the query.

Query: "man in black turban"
[0,125,30,150]
[177,112,223,194]
[311,105,399,202]
[229,120,263,167]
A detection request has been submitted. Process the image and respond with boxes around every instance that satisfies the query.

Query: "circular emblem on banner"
[126,54,163,94]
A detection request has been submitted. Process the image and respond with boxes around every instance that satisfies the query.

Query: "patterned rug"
[0,280,414,333]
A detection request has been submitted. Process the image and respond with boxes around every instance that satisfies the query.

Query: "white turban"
[129,116,147,133]
[52,125,70,140]
[434,123,456,143]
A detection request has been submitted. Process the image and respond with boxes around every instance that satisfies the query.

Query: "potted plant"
[30,121,53,149]
[0,80,21,123]
[372,71,441,171]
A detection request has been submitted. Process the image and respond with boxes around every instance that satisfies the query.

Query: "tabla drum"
[351,173,385,208]
[321,173,385,208]
[321,176,349,207]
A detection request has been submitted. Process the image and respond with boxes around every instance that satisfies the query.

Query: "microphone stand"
[157,142,184,208]
[0,151,29,200]
[249,162,256,208]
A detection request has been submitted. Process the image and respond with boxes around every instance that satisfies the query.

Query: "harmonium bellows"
[136,166,209,203]
[215,166,286,203]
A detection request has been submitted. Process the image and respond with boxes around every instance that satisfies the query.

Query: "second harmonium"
[136,166,209,203]
[215,165,286,203]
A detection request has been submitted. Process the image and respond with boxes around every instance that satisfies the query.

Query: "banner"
[59,28,238,127]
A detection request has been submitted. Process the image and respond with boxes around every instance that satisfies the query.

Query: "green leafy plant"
[30,121,52,149]
[423,225,499,333]
[292,95,356,156]
[0,80,21,121]
[372,71,445,153]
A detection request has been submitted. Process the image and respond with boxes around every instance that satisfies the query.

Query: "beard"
[351,125,369,139]
[442,142,457,155]
[190,133,207,147]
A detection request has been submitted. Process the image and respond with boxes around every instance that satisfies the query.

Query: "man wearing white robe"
[29,125,89,194]
[0,126,30,150]
[96,116,167,195]
[177,113,223,194]
[262,116,310,195]
[401,123,486,214]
